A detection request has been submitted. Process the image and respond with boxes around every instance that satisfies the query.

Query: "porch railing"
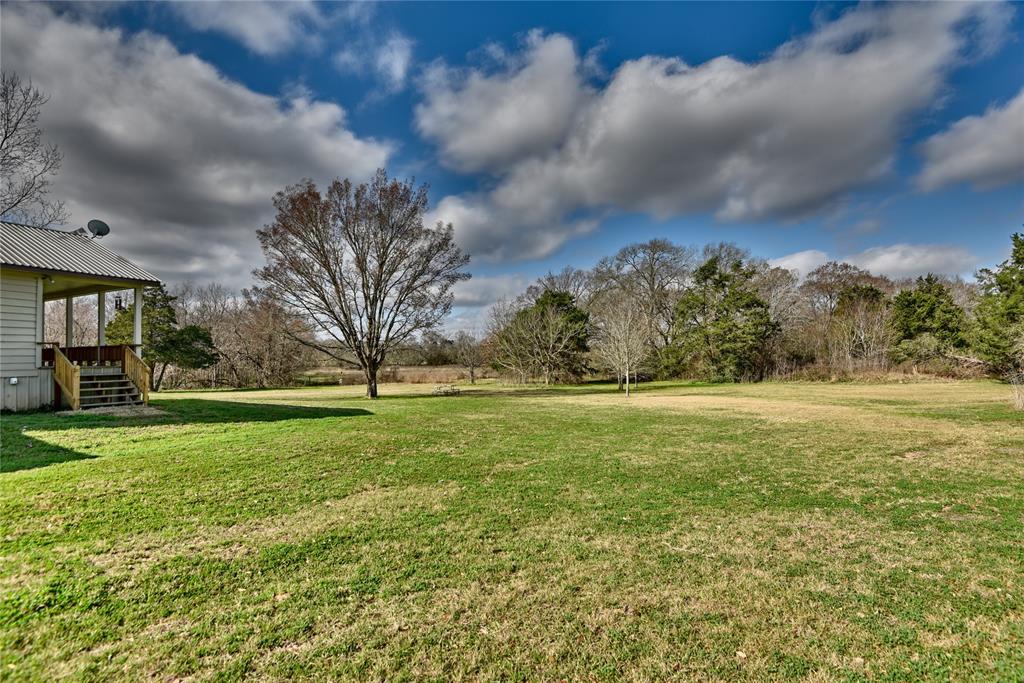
[41,343,150,408]
[122,345,150,405]
[52,346,81,410]
[42,344,127,367]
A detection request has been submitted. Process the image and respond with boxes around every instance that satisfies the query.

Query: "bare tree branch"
[0,72,68,227]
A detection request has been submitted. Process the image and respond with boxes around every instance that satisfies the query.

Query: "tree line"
[30,162,1024,398]
[88,204,1020,396]
[481,235,1024,388]
[6,75,1021,397]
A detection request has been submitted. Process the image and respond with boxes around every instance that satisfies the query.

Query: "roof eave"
[0,263,161,287]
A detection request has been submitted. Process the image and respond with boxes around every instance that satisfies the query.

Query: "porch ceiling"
[41,272,140,301]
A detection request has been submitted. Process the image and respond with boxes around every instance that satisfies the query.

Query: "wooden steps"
[78,367,143,410]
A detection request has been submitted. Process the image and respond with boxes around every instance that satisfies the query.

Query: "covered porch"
[1,220,161,411]
[40,273,151,410]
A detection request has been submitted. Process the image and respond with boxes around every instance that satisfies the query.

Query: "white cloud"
[334,47,362,71]
[769,250,829,277]
[376,34,414,91]
[771,243,978,279]
[415,31,589,173]
[849,218,882,236]
[427,193,599,262]
[844,244,977,279]
[917,87,1024,191]
[172,0,324,56]
[444,275,532,335]
[2,5,390,288]
[334,31,415,93]
[453,274,528,307]
[440,307,491,336]
[422,3,1012,262]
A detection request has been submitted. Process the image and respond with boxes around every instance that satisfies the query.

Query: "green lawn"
[1,380,1022,681]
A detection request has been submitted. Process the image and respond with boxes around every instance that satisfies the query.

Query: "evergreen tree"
[106,284,218,390]
[972,233,1024,374]
[672,255,777,382]
[105,285,177,357]
[890,274,967,348]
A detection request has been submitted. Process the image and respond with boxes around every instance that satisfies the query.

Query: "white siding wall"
[1,269,51,411]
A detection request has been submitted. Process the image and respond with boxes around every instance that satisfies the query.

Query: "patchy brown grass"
[2,379,1021,681]
[86,483,461,575]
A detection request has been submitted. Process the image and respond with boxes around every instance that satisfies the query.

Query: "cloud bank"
[770,244,977,280]
[419,3,1011,262]
[2,5,390,287]
[172,1,325,56]
[918,87,1024,192]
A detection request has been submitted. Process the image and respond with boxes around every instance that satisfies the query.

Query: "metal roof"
[0,221,160,285]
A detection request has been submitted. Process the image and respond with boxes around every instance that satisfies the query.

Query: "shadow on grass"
[0,435,97,473]
[1,399,372,473]
[359,381,722,402]
[265,388,583,403]
[150,399,372,425]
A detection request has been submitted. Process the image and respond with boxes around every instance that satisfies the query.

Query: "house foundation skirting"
[1,368,54,411]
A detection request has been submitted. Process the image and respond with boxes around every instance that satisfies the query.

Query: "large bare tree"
[1,72,67,227]
[524,266,599,309]
[594,239,695,349]
[255,170,470,397]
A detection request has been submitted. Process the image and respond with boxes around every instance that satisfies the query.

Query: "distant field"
[300,364,498,386]
[1,380,1022,681]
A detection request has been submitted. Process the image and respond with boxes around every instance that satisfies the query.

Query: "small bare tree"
[591,290,652,396]
[594,239,695,350]
[488,300,534,383]
[488,296,588,385]
[1,72,67,226]
[453,330,484,384]
[255,170,470,397]
[1010,324,1024,410]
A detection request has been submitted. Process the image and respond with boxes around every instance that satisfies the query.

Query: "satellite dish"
[87,219,110,237]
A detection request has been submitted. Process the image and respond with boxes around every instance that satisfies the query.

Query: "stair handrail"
[53,346,81,410]
[122,345,151,405]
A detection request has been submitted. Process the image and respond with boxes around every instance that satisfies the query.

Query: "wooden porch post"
[97,291,106,346]
[133,286,143,357]
[65,296,74,348]
[35,277,44,369]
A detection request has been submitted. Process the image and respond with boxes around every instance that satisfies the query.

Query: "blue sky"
[3,1,1022,327]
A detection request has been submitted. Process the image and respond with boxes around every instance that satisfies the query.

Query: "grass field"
[1,380,1022,681]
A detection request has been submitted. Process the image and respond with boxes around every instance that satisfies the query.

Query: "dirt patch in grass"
[56,405,166,417]
[564,392,929,428]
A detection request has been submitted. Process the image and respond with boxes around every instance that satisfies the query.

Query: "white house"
[0,221,160,411]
